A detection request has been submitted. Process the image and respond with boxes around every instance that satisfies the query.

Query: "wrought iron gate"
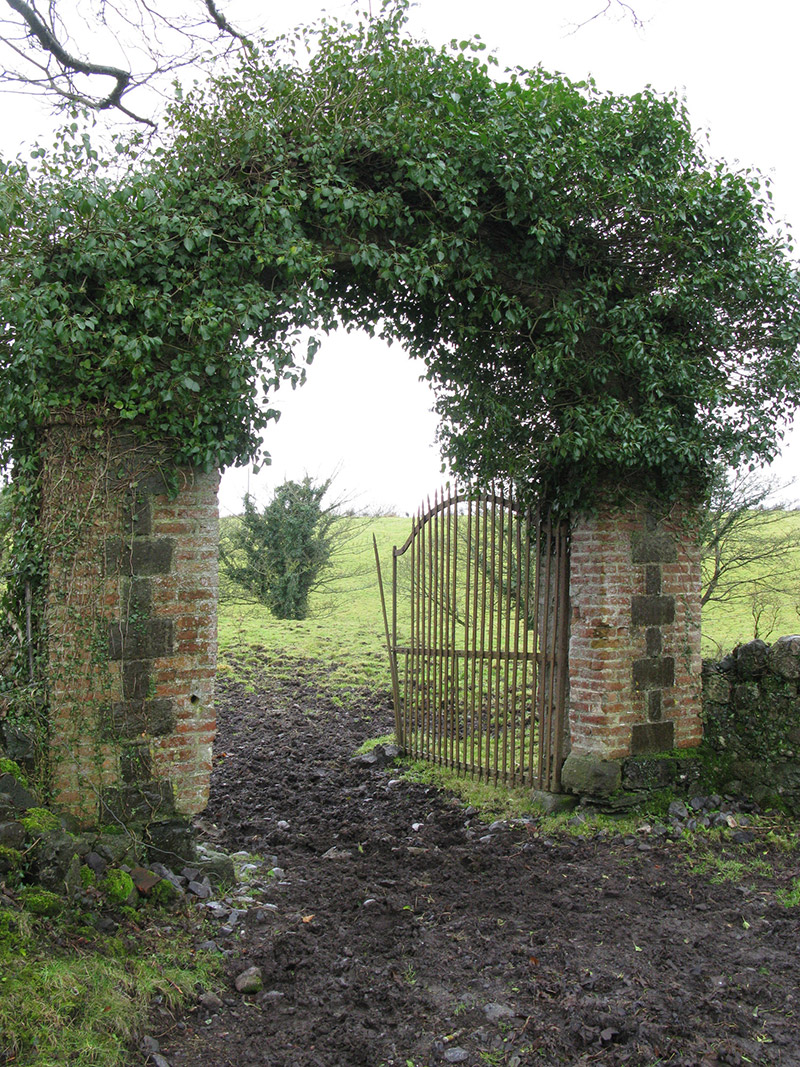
[376,489,570,792]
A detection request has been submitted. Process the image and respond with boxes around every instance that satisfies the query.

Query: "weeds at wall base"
[0,755,219,1066]
[372,736,800,854]
[0,893,219,1067]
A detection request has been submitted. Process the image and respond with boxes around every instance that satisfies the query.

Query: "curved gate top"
[381,488,570,792]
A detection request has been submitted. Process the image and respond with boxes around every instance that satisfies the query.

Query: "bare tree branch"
[701,468,800,609]
[0,1,645,128]
[6,0,131,99]
[0,0,254,125]
[568,0,644,34]
[204,0,254,51]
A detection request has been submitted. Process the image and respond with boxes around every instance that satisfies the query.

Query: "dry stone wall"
[702,635,800,811]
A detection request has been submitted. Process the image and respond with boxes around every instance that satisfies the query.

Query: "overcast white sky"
[3,0,800,513]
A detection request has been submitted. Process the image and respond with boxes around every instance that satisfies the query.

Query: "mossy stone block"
[0,821,25,849]
[734,639,770,679]
[622,756,678,790]
[561,753,622,797]
[102,868,138,907]
[702,671,731,704]
[19,887,64,916]
[630,720,675,755]
[0,845,23,876]
[768,635,800,680]
[529,790,578,814]
[0,773,36,813]
[631,595,675,627]
[144,818,196,865]
[101,781,176,824]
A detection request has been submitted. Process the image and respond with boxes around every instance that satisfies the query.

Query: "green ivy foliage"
[1,3,799,513]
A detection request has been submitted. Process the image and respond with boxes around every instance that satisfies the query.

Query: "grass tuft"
[776,876,800,907]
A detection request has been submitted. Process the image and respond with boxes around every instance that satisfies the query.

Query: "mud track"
[155,655,800,1066]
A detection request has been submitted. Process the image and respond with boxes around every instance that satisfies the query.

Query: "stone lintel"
[108,619,174,661]
[122,492,153,537]
[631,595,675,627]
[646,627,662,657]
[105,538,174,577]
[648,690,663,721]
[120,576,153,615]
[630,720,675,755]
[645,565,661,595]
[632,656,675,691]
[122,659,152,700]
[631,529,677,564]
[120,743,153,783]
[109,698,177,738]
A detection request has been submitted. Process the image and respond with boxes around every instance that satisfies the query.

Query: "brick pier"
[562,500,703,792]
[42,422,219,828]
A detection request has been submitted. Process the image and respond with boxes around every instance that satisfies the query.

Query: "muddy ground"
[153,655,800,1067]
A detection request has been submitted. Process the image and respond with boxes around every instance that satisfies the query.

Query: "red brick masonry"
[567,501,703,761]
[42,424,219,826]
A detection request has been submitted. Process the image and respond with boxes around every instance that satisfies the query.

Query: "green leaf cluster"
[1,2,799,513]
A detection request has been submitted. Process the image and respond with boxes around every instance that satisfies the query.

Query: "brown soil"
[154,654,800,1067]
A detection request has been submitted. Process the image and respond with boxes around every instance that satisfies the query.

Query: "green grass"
[684,848,775,884]
[218,514,411,690]
[219,511,800,674]
[356,733,396,754]
[777,877,800,907]
[399,757,543,822]
[0,905,219,1067]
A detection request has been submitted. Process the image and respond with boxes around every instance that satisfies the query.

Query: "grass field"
[701,509,800,655]
[218,511,800,677]
[218,514,409,690]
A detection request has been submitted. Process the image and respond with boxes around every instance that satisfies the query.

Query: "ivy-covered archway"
[3,5,799,506]
[1,5,799,822]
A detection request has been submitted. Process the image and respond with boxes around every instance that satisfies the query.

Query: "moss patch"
[101,869,137,907]
[0,757,28,786]
[0,845,24,877]
[17,887,64,917]
[0,904,219,1067]
[20,807,61,836]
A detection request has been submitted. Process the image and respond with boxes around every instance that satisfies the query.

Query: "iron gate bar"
[535,511,551,787]
[372,534,402,746]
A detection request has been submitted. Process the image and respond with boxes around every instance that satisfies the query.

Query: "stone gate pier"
[562,500,703,796]
[42,419,219,835]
